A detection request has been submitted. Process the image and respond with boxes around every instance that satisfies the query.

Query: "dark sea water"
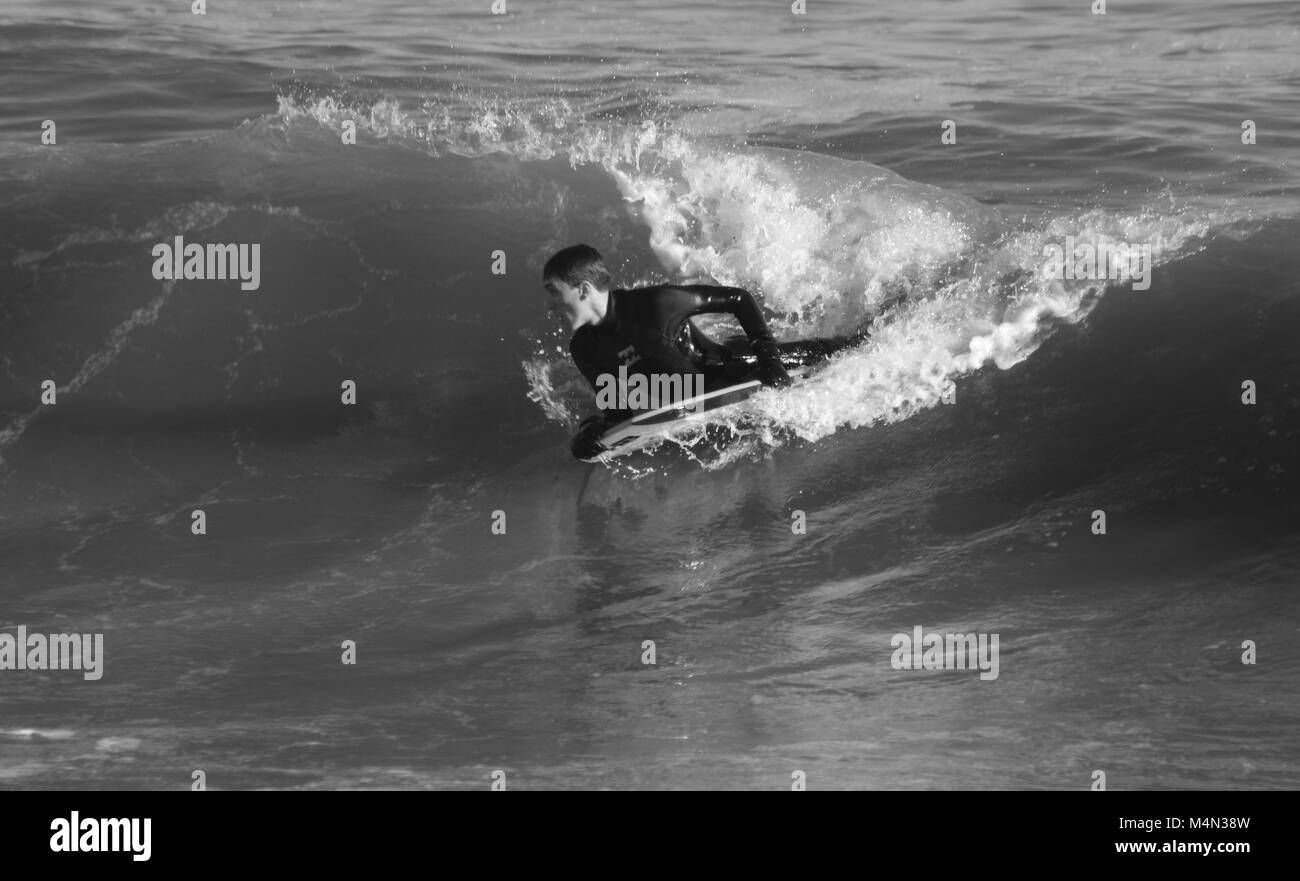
[1,0,1298,789]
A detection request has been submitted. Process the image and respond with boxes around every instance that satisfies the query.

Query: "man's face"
[543,277,589,331]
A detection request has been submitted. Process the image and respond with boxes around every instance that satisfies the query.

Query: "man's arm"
[568,335,629,460]
[569,332,605,393]
[681,285,790,386]
[686,319,728,366]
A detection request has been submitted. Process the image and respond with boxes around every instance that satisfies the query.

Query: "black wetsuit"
[570,284,860,424]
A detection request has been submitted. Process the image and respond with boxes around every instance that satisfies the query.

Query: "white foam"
[276,94,1226,459]
[2,728,76,740]
[95,736,143,752]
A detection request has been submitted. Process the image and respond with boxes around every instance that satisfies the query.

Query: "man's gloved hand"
[750,341,791,388]
[571,415,608,461]
[757,361,792,388]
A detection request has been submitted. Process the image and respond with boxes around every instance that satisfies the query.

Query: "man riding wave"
[543,244,867,460]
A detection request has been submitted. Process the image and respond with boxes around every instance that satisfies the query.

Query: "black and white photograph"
[1,0,1296,831]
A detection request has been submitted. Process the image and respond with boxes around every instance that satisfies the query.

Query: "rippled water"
[1,0,1297,789]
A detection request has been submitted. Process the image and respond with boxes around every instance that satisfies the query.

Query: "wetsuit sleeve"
[681,285,783,367]
[569,334,631,425]
[687,320,728,364]
[568,333,605,393]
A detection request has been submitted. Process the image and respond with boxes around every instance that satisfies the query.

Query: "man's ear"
[577,281,592,299]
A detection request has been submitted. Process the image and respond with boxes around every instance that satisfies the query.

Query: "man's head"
[543,244,611,331]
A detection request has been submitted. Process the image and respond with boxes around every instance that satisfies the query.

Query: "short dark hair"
[543,244,611,291]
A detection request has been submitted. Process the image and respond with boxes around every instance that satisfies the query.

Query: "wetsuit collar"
[597,289,619,327]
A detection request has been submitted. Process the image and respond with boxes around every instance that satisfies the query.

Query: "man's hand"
[757,361,792,388]
[751,340,792,388]
[571,415,608,461]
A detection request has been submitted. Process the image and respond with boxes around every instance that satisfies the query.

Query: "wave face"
[1,0,1299,789]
